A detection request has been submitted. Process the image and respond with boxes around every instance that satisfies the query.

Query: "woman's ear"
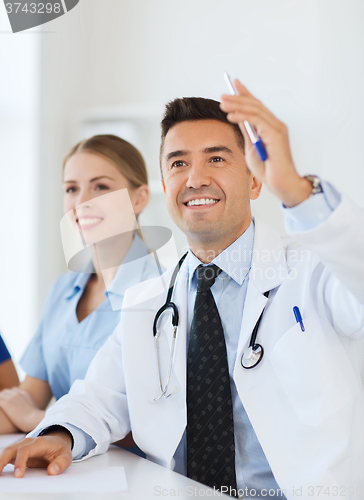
[249,175,262,200]
[132,185,149,215]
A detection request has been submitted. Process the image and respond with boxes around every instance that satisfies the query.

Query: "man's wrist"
[38,425,74,450]
[279,176,313,208]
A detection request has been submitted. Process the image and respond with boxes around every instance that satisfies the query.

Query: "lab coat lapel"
[127,262,188,468]
[234,219,288,374]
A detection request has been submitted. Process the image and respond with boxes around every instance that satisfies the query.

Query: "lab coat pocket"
[270,315,355,426]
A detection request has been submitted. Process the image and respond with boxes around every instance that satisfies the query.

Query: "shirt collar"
[65,260,94,300]
[187,220,255,291]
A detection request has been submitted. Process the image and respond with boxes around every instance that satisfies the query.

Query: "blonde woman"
[0,135,157,453]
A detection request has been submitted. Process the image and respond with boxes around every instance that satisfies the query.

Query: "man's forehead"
[162,119,239,157]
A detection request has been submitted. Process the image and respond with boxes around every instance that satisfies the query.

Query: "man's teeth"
[186,199,218,206]
[78,218,102,226]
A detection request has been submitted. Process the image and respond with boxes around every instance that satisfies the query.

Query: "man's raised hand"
[220,79,312,207]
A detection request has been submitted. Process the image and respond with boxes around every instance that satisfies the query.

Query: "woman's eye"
[65,186,77,194]
[171,160,186,168]
[95,184,109,190]
[211,156,224,163]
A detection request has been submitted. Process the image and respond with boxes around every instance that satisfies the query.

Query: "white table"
[0,443,230,499]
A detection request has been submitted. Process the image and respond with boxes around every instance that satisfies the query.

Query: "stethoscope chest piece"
[240,290,270,370]
[241,344,264,369]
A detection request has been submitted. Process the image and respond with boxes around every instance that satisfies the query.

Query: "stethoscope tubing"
[152,253,271,401]
[152,253,188,402]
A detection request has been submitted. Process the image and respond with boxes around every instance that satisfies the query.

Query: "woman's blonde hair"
[63,134,148,188]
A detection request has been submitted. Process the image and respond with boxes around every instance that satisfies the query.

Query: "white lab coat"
[35,194,364,500]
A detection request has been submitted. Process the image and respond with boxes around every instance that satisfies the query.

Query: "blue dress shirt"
[21,235,159,400]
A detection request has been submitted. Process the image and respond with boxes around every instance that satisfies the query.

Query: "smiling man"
[161,113,261,262]
[1,82,364,500]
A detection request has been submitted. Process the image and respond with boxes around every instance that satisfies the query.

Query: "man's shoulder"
[254,217,320,271]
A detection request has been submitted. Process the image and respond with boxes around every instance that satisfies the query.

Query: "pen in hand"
[223,72,268,162]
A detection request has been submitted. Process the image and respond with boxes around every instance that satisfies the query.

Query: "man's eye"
[171,160,186,168]
[95,184,109,190]
[211,156,224,163]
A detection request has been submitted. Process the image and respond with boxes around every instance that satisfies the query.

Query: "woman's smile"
[76,215,104,230]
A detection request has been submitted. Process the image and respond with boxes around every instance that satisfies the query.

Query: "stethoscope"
[152,253,270,402]
[152,252,188,401]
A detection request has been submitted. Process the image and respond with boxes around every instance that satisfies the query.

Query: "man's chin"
[184,225,221,243]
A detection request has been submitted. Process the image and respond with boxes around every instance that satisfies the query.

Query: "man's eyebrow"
[203,146,234,156]
[165,150,190,162]
[165,146,234,162]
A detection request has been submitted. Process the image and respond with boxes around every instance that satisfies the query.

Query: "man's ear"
[132,185,149,215]
[161,178,166,194]
[249,175,262,200]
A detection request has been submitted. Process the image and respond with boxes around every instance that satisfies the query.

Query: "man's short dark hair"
[159,97,245,173]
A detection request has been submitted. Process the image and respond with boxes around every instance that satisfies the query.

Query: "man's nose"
[185,162,211,189]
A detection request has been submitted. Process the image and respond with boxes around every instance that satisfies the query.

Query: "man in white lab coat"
[1,80,364,500]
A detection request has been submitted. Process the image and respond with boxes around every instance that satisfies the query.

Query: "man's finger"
[0,439,34,475]
[47,453,72,476]
[13,445,32,478]
[221,98,280,131]
[0,447,15,474]
[233,79,251,96]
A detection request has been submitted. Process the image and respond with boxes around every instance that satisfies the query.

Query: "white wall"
[0,9,40,364]
[36,0,364,319]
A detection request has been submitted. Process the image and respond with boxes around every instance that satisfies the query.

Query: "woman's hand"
[220,79,312,207]
[0,388,45,432]
[0,433,73,478]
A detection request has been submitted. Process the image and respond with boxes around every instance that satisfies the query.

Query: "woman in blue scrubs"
[0,135,157,448]
[0,335,19,391]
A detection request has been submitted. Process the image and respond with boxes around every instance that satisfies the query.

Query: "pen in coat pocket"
[293,306,305,332]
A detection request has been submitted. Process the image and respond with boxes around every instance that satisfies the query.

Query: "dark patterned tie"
[187,264,237,494]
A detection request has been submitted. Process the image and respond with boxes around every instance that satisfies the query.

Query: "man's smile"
[184,198,220,207]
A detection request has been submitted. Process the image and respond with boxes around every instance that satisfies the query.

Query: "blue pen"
[293,306,305,332]
[224,73,268,162]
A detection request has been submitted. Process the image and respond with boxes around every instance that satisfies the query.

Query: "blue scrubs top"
[0,335,11,364]
[21,235,159,400]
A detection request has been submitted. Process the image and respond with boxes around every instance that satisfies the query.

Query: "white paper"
[0,434,26,450]
[0,464,128,493]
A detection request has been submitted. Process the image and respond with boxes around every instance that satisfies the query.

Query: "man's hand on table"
[0,429,73,478]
